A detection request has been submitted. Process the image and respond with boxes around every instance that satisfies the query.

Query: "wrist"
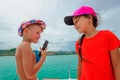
[41,56,46,59]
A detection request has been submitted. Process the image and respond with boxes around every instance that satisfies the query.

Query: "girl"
[15,19,47,80]
[64,6,120,80]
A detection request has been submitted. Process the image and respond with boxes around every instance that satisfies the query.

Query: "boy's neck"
[22,37,31,44]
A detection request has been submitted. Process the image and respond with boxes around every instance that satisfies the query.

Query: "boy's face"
[25,24,43,43]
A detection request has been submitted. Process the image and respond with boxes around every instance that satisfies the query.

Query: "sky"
[0,0,120,51]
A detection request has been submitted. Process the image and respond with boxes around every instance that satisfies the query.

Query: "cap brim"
[64,16,74,25]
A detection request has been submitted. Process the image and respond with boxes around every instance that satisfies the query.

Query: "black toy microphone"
[38,40,49,57]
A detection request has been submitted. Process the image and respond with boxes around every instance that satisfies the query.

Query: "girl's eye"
[75,19,78,24]
[74,19,78,25]
[74,17,79,24]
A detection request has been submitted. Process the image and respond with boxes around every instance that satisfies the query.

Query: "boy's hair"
[26,23,44,31]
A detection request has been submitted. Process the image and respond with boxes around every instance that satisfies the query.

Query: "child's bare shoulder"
[15,42,31,57]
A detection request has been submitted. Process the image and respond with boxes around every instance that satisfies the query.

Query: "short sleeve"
[106,30,119,51]
[119,40,120,47]
[75,40,79,54]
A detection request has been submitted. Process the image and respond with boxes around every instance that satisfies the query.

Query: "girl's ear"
[88,15,93,23]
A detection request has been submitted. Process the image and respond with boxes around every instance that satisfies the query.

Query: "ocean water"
[0,55,78,80]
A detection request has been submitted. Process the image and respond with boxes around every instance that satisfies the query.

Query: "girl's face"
[73,16,90,33]
[25,25,43,43]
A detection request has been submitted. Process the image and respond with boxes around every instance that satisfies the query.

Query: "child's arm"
[110,47,120,80]
[33,48,46,74]
[77,54,82,80]
[21,44,46,79]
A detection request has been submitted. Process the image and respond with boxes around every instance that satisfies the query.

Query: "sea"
[0,55,78,80]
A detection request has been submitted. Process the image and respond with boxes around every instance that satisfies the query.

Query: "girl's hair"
[78,14,98,62]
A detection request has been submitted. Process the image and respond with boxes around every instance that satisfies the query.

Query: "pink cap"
[64,6,97,25]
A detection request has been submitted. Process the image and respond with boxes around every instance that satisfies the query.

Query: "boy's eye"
[36,32,40,34]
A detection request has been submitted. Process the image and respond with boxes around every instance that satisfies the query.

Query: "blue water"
[0,55,78,80]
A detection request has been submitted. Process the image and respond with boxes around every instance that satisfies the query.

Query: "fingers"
[40,47,47,52]
[44,48,47,52]
[40,47,47,57]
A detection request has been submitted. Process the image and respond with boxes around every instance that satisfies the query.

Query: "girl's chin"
[77,29,85,33]
[78,30,83,33]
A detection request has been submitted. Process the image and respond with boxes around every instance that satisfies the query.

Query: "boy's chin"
[32,40,38,43]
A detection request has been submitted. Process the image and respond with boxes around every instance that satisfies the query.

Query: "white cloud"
[0,0,120,51]
[98,6,120,38]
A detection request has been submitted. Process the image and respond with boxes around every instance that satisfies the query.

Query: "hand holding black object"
[39,40,49,57]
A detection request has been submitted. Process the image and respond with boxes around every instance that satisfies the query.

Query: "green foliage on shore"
[0,48,16,56]
[0,48,76,56]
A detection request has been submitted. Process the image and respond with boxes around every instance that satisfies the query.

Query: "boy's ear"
[23,28,29,35]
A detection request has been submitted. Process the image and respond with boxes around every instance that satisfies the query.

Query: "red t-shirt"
[119,40,120,47]
[75,30,119,80]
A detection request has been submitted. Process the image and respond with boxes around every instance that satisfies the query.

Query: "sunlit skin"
[73,15,120,80]
[22,24,43,43]
[73,15,98,38]
[15,24,46,80]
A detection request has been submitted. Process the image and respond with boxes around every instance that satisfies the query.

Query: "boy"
[15,19,47,80]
